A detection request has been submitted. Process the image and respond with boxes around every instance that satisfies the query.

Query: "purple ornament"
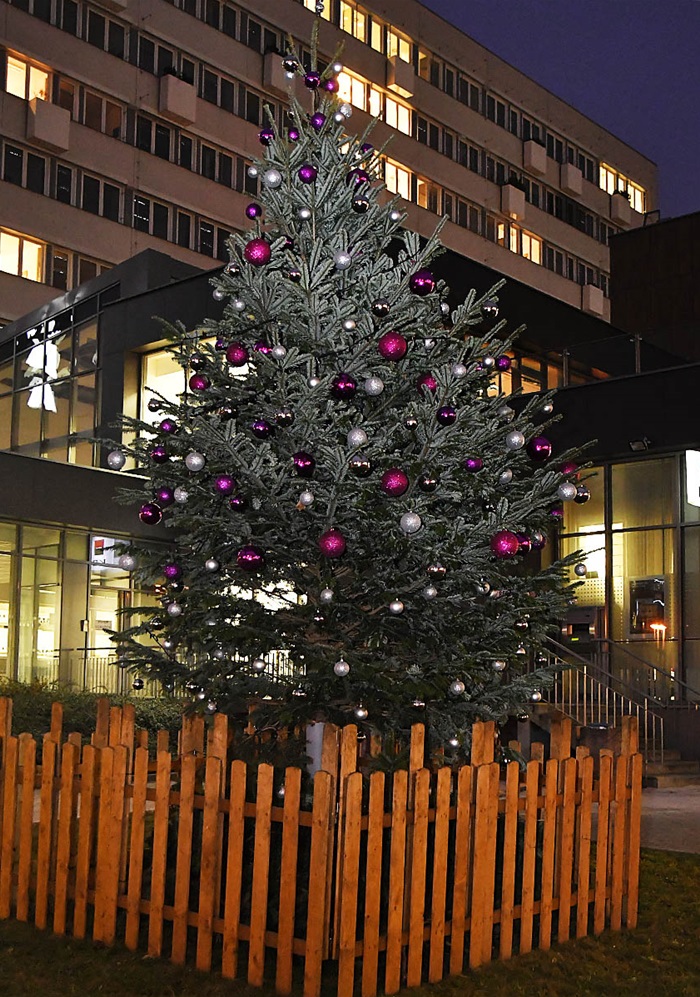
[409,268,436,296]
[378,331,408,361]
[380,468,409,497]
[293,452,315,478]
[464,457,484,472]
[304,71,321,89]
[526,435,553,462]
[437,406,457,426]
[490,530,520,559]
[516,532,531,555]
[330,372,357,400]
[258,127,274,145]
[310,112,326,131]
[416,372,437,394]
[214,475,236,496]
[361,142,373,154]
[139,502,162,526]
[496,355,512,371]
[245,202,262,219]
[150,445,168,463]
[347,168,370,187]
[215,338,226,351]
[226,342,249,367]
[237,545,265,571]
[254,341,272,355]
[288,127,300,142]
[323,78,339,93]
[284,235,294,250]
[574,485,590,504]
[319,528,346,558]
[298,163,318,184]
[163,562,182,580]
[530,531,547,550]
[159,419,177,434]
[560,461,578,477]
[229,494,248,510]
[550,506,564,520]
[156,487,175,507]
[244,237,271,266]
[251,419,273,439]
[189,373,210,391]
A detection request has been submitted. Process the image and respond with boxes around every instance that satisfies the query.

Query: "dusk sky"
[419,0,700,220]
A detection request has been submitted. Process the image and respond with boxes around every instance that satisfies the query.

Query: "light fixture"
[629,437,651,452]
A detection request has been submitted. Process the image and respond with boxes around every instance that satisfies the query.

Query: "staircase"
[643,750,700,788]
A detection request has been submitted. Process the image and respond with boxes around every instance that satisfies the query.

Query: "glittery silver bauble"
[185,451,206,472]
[440,301,451,316]
[364,376,384,396]
[492,659,507,672]
[449,679,465,696]
[347,428,367,448]
[542,402,554,414]
[212,287,225,301]
[424,338,436,350]
[499,469,513,485]
[452,363,467,378]
[389,599,404,615]
[354,703,368,720]
[389,209,401,222]
[163,639,177,651]
[205,558,220,572]
[516,644,527,655]
[298,207,312,221]
[174,486,189,503]
[252,657,266,672]
[272,345,287,360]
[118,554,136,570]
[574,563,587,577]
[320,587,334,604]
[339,102,352,118]
[343,318,356,331]
[400,512,422,534]
[476,580,491,595]
[498,405,515,422]
[448,736,460,748]
[299,490,315,507]
[213,648,226,660]
[107,450,126,470]
[531,690,542,702]
[334,251,352,270]
[308,376,321,388]
[483,356,496,368]
[247,165,259,178]
[333,658,350,677]
[166,602,182,617]
[233,298,246,311]
[423,585,438,599]
[333,111,344,123]
[505,431,525,451]
[558,482,578,501]
[332,61,343,73]
[263,168,282,188]
[196,690,207,700]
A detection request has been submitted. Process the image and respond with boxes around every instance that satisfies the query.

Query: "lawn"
[0,850,698,996]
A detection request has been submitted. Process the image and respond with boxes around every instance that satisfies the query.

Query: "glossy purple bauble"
[214,475,236,496]
[159,419,177,434]
[258,127,274,145]
[550,506,564,520]
[530,531,547,550]
[243,237,271,266]
[139,502,162,526]
[323,78,339,93]
[516,532,531,555]
[496,355,512,371]
[245,202,262,219]
[310,112,326,131]
[189,373,210,391]
[416,372,437,394]
[490,530,520,559]
[560,461,579,476]
[215,338,227,351]
[526,435,553,462]
[298,163,318,184]
[163,562,182,580]
[330,372,357,400]
[229,494,248,510]
[226,342,249,367]
[303,71,321,89]
[253,341,272,355]
[156,487,175,507]
[347,168,370,187]
[380,468,409,497]
[464,457,484,472]
[377,331,407,361]
[437,406,457,426]
[288,127,300,142]
[360,142,373,153]
[409,268,436,296]
[293,451,315,477]
[318,528,346,558]
[251,419,274,439]
[237,545,265,571]
[150,445,168,463]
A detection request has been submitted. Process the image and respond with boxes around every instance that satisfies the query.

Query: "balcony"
[158,74,196,126]
[501,183,526,221]
[523,139,547,176]
[561,162,583,197]
[26,99,70,153]
[386,56,415,98]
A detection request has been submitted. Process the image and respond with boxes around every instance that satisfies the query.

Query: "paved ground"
[640,785,700,853]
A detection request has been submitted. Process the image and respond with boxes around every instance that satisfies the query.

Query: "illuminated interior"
[0,229,44,283]
[599,163,646,214]
[5,55,49,102]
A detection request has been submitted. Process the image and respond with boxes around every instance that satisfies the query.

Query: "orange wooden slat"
[53,741,79,935]
[108,706,123,748]
[530,742,545,765]
[94,697,110,748]
[332,724,358,957]
[93,745,128,945]
[196,755,222,972]
[538,759,559,951]
[610,754,629,932]
[384,769,408,996]
[519,760,540,954]
[406,768,430,988]
[303,770,332,997]
[626,753,643,929]
[449,764,473,976]
[471,721,495,766]
[550,718,572,761]
[594,753,613,935]
[557,757,577,943]
[0,697,12,747]
[156,729,170,755]
[275,767,302,995]
[125,747,149,950]
[171,753,197,964]
[499,761,520,960]
[468,762,499,968]
[73,744,97,939]
[147,750,172,957]
[0,736,19,919]
[361,771,386,997]
[409,724,425,774]
[337,770,363,997]
[16,734,36,923]
[575,754,595,939]
[428,766,451,983]
[221,759,247,980]
[34,737,57,930]
[621,716,639,756]
[248,763,274,987]
[50,702,64,745]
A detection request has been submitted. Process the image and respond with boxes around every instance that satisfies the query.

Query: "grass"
[0,850,698,996]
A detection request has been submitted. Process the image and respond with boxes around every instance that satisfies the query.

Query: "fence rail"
[0,698,642,996]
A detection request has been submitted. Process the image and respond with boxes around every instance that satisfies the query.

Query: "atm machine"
[560,606,606,659]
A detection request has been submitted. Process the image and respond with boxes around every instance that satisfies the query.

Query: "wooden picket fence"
[0,697,642,996]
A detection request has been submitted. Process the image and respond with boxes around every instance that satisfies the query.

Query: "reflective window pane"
[562,466,604,534]
[612,459,677,528]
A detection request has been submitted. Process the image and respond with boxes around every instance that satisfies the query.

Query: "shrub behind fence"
[0,697,642,996]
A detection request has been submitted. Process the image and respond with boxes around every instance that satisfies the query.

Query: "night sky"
[418,0,700,220]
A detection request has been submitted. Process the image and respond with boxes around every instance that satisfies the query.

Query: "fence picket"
[428,765,451,983]
[385,769,408,995]
[147,750,172,957]
[248,763,274,987]
[626,754,643,930]
[125,746,149,950]
[469,762,500,968]
[337,770,363,997]
[93,745,127,945]
[594,752,613,935]
[94,698,109,748]
[196,755,222,972]
[333,724,358,957]
[73,745,97,938]
[221,759,247,980]
[610,753,629,932]
[16,734,36,923]
[539,759,559,951]
[171,752,197,964]
[519,760,540,954]
[303,770,332,997]
[449,764,473,976]
[34,737,57,930]
[53,741,79,935]
[499,760,520,960]
[406,768,430,988]
[361,770,385,997]
[275,766,302,995]
[557,757,577,943]
[576,754,595,938]
[0,736,19,919]
[50,702,63,745]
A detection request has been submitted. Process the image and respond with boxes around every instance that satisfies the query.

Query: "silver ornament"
[389,599,404,615]
[334,251,352,270]
[252,657,266,672]
[543,402,554,414]
[247,165,259,178]
[558,482,578,501]
[448,736,460,748]
[196,690,207,700]
[263,168,282,188]
[451,363,467,378]
[400,512,422,535]
[423,585,438,599]
[440,301,451,316]
[299,490,315,507]
[107,450,126,470]
[213,647,226,660]
[389,209,401,222]
[174,486,189,503]
[206,700,217,714]
[339,102,352,118]
[272,345,287,360]
[118,554,136,571]
[332,60,343,73]
[516,644,527,655]
[163,639,177,651]
[505,431,525,451]
[212,287,225,301]
[364,376,384,396]
[205,558,220,572]
[499,469,513,485]
[277,785,285,798]
[308,376,321,388]
[185,451,206,472]
[412,697,425,708]
[333,111,344,124]
[354,703,368,720]
[333,658,350,677]
[492,659,507,672]
[483,356,496,368]
[233,298,246,311]
[531,690,542,702]
[342,318,356,331]
[347,428,367,448]
[166,602,182,617]
[574,563,587,577]
[424,338,436,350]
[449,679,465,696]
[319,588,334,604]
[298,207,312,221]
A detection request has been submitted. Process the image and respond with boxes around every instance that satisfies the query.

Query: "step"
[644,773,700,789]
[645,760,700,776]
[644,749,682,763]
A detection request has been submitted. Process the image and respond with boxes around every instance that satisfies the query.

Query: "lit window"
[521,231,542,264]
[337,72,353,104]
[5,55,49,101]
[351,76,366,111]
[302,0,330,20]
[368,86,382,118]
[497,222,507,247]
[370,19,383,52]
[599,162,645,212]
[387,28,411,62]
[339,1,367,42]
[0,229,44,282]
[509,226,519,254]
[384,160,411,200]
[385,95,410,135]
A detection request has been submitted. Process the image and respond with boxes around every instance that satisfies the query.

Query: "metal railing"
[592,638,700,706]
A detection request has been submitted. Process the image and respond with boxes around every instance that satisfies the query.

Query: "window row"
[0,225,111,292]
[599,164,645,214]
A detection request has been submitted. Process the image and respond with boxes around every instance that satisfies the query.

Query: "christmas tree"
[108,41,583,756]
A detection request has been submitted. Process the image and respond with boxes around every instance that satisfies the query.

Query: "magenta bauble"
[490,530,520,558]
[330,373,357,400]
[409,268,436,296]
[319,528,346,558]
[139,502,162,526]
[323,78,339,92]
[159,419,177,434]
[258,127,274,145]
[527,435,553,462]
[225,342,249,367]
[288,127,300,142]
[188,373,210,391]
[516,532,531,555]
[347,168,370,187]
[298,164,318,184]
[361,142,373,153]
[214,475,236,496]
[293,452,315,477]
[251,419,273,439]
[310,112,326,131]
[377,331,408,361]
[559,461,578,476]
[237,545,265,570]
[244,237,271,266]
[437,406,457,426]
[163,562,182,580]
[150,445,168,463]
[464,457,484,472]
[303,71,321,89]
[380,468,409,497]
[416,372,437,394]
[229,494,248,510]
[156,487,175,507]
[496,355,512,371]
[253,341,272,355]
[245,202,262,219]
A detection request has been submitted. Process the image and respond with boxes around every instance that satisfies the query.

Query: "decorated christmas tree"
[107,40,584,756]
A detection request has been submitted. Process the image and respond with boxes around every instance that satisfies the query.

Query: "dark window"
[153,202,169,239]
[179,136,193,170]
[444,67,454,96]
[247,18,262,51]
[428,123,439,150]
[103,183,120,221]
[154,124,170,159]
[59,0,78,34]
[469,206,480,233]
[469,84,480,112]
[522,118,531,142]
[457,77,469,105]
[84,93,102,131]
[495,162,505,186]
[3,145,23,186]
[555,251,564,276]
[485,157,495,182]
[218,153,232,187]
[202,70,218,104]
[177,212,191,248]
[87,10,106,48]
[263,28,277,53]
[245,90,260,125]
[485,95,495,121]
[469,147,479,173]
[509,109,518,136]
[555,139,563,164]
[34,0,51,21]
[199,221,215,256]
[201,145,216,179]
[456,201,468,228]
[157,46,175,77]
[182,0,196,14]
[567,258,574,281]
[57,79,75,114]
[442,192,453,219]
[138,36,155,73]
[205,0,220,28]
[457,140,467,167]
[577,262,586,286]
[51,253,69,290]
[443,132,453,159]
[532,123,541,143]
[530,183,540,208]
[546,134,554,159]
[133,195,150,232]
[429,60,440,87]
[78,259,98,283]
[496,101,505,128]
[108,22,125,58]
[136,116,152,151]
[82,176,100,214]
[216,228,229,261]
[586,267,596,286]
[416,116,428,145]
[26,153,45,194]
[222,6,236,36]
[244,165,257,196]
[56,165,72,203]
[220,78,234,112]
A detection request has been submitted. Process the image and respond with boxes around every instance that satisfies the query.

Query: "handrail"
[593,637,700,700]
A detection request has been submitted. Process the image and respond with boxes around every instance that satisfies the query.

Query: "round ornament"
[389,600,404,615]
[275,409,294,427]
[490,530,520,558]
[308,376,321,388]
[331,373,357,400]
[381,468,409,497]
[574,485,591,504]
[244,237,271,266]
[498,405,515,422]
[409,269,436,296]
[147,399,161,413]
[298,207,312,221]
[303,71,321,89]
[423,585,438,599]
[427,563,446,580]
[133,678,144,691]
[118,554,136,571]
[505,431,525,451]
[464,457,484,472]
[334,251,352,270]
[320,588,334,604]
[251,419,274,439]
[418,473,438,492]
[310,112,325,131]
[574,563,587,577]
[531,691,543,703]
[166,602,182,617]
[530,531,547,550]
[205,558,220,572]
[377,331,407,360]
[214,475,236,496]
[288,126,300,141]
[318,528,346,558]
[492,660,507,672]
[247,166,259,178]
[174,487,189,503]
[354,704,368,720]
[229,495,247,510]
[185,452,206,472]
[449,679,465,696]
[245,202,262,219]
[258,127,274,146]
[558,482,578,501]
[233,299,246,312]
[237,545,265,571]
[347,428,367,448]
[351,192,369,212]
[526,436,552,462]
[452,363,467,378]
[437,405,457,426]
[298,164,318,184]
[189,373,210,391]
[163,562,182,580]
[342,319,356,331]
[150,445,168,464]
[212,287,225,302]
[516,532,531,555]
[543,402,554,414]
[347,168,370,187]
[371,298,390,318]
[338,102,352,118]
[400,512,422,535]
[496,355,512,371]
[262,168,282,188]
[560,461,578,476]
[298,490,314,507]
[481,297,499,320]
[333,658,350,677]
[405,416,418,429]
[364,377,384,396]
[499,469,513,485]
[226,342,248,366]
[159,418,177,434]
[282,56,299,74]
[139,502,162,525]
[288,268,302,282]
[293,452,315,477]
[324,78,339,93]
[271,345,287,360]
[107,450,126,470]
[225,261,241,277]
[252,657,266,673]
[349,454,372,477]
[416,372,437,394]
[189,355,205,375]
[424,338,436,350]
